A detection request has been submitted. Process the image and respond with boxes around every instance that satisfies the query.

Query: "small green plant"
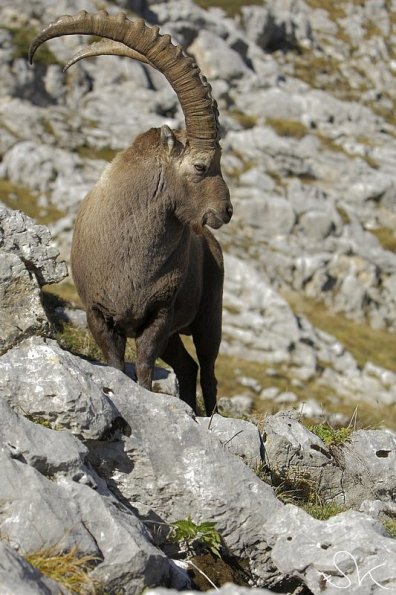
[169,517,222,558]
[302,502,346,520]
[26,546,99,594]
[26,415,53,429]
[383,518,396,539]
[307,422,353,446]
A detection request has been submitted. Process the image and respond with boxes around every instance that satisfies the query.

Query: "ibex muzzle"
[29,10,233,415]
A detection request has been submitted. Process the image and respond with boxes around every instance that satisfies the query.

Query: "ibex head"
[29,10,233,231]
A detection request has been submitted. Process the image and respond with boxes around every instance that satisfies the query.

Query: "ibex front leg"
[87,307,126,370]
[135,306,171,390]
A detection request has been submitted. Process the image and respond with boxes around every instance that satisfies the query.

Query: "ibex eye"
[194,164,206,173]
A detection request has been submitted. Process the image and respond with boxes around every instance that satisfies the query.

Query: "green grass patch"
[56,323,105,362]
[304,0,346,19]
[229,110,258,130]
[307,422,352,446]
[302,502,346,520]
[363,19,383,40]
[292,53,342,89]
[336,206,351,225]
[43,282,83,308]
[266,118,308,139]
[26,546,99,594]
[318,135,379,168]
[76,146,118,162]
[317,134,349,155]
[0,178,64,225]
[25,415,53,429]
[194,0,262,16]
[370,227,396,253]
[383,519,396,539]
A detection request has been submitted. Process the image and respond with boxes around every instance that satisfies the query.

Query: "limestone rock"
[0,337,128,440]
[263,411,396,507]
[197,414,264,466]
[189,30,251,81]
[0,251,49,355]
[217,394,254,417]
[0,398,89,478]
[266,506,396,594]
[0,449,170,594]
[0,206,67,286]
[0,205,66,354]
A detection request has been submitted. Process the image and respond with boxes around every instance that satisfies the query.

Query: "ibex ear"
[160,125,176,154]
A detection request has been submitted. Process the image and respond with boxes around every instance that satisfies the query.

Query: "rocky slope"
[1,0,396,428]
[1,0,396,592]
[1,205,396,593]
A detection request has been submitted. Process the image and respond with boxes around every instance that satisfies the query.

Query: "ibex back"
[29,11,233,415]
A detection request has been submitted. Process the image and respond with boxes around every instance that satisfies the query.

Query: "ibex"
[29,11,233,415]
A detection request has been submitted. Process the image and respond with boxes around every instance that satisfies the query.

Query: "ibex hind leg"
[193,323,220,417]
[160,334,198,413]
[86,307,126,371]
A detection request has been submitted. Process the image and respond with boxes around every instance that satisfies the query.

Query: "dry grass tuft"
[26,546,100,594]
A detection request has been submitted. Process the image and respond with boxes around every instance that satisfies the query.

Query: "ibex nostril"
[226,205,233,219]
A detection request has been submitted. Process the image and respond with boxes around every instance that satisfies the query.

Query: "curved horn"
[29,10,220,149]
[63,39,154,72]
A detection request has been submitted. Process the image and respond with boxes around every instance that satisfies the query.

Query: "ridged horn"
[29,10,220,149]
[63,39,154,72]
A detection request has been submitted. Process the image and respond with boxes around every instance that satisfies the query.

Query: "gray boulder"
[197,413,264,466]
[0,449,170,594]
[241,0,313,52]
[0,206,67,286]
[0,207,67,354]
[217,394,254,417]
[0,398,88,478]
[233,189,296,235]
[264,412,396,507]
[0,251,49,355]
[0,337,127,440]
[0,343,173,594]
[266,506,396,594]
[225,127,316,179]
[87,385,286,587]
[1,331,396,593]
[189,30,250,81]
[341,429,396,506]
[150,0,232,42]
